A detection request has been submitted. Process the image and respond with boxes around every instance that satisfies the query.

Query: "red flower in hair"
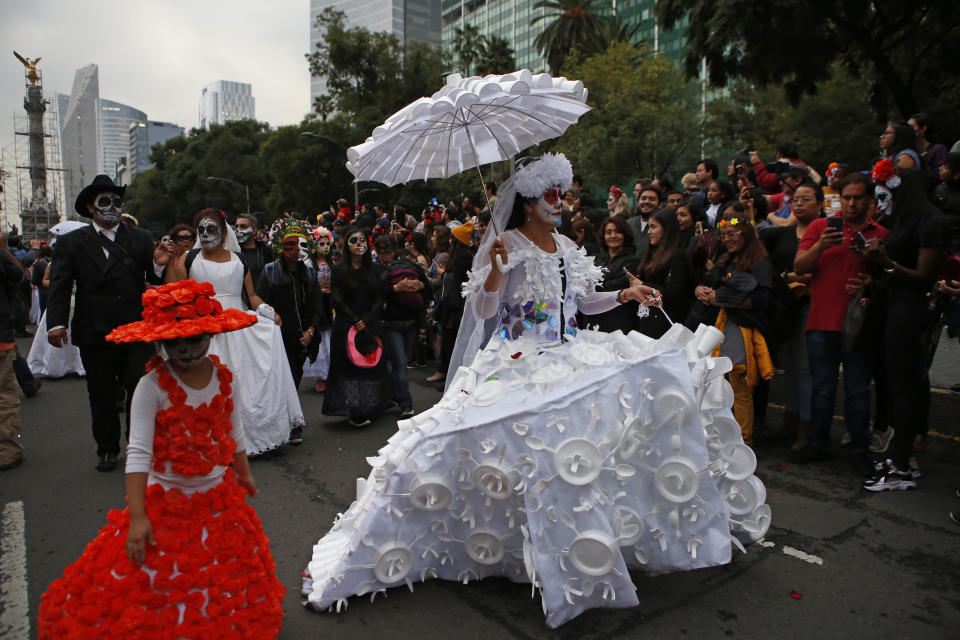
[609,185,624,199]
[873,158,895,182]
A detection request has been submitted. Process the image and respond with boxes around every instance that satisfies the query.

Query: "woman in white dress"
[302,155,771,627]
[166,209,305,455]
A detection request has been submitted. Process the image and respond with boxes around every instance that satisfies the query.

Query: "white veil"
[445,174,520,388]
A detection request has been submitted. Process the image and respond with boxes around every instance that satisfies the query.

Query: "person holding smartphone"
[791,174,888,473]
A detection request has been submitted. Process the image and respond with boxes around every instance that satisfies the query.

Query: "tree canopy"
[657,0,960,134]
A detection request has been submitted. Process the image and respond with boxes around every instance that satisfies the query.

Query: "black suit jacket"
[47,224,163,347]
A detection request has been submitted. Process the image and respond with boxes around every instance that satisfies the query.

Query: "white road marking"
[0,501,30,640]
[782,545,824,566]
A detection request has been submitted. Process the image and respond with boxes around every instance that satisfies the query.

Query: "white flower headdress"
[514,153,573,198]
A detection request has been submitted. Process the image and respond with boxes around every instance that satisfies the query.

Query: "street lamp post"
[206,176,250,215]
[300,132,358,208]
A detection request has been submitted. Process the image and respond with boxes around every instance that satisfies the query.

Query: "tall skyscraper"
[59,64,99,213]
[97,99,146,178]
[198,81,255,129]
[308,0,441,108]
[129,121,185,177]
[57,64,150,214]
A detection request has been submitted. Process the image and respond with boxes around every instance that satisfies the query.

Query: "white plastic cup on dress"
[692,325,725,357]
[657,322,695,351]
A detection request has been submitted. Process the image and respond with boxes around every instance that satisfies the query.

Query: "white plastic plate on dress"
[373,544,414,584]
[716,442,757,480]
[706,415,742,448]
[554,438,604,486]
[652,387,695,429]
[408,474,453,511]
[722,476,766,515]
[569,341,615,367]
[530,360,576,386]
[654,456,700,503]
[471,379,506,406]
[465,530,506,565]
[568,530,618,577]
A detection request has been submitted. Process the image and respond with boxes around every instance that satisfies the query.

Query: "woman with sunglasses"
[302,154,770,626]
[693,209,776,445]
[166,223,195,258]
[165,209,305,455]
[322,226,393,427]
[304,226,335,393]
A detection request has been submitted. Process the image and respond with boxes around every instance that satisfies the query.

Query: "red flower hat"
[106,279,256,343]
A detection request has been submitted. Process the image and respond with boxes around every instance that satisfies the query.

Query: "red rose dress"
[38,356,285,640]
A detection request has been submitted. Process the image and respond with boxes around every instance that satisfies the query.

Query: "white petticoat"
[208,315,305,455]
[27,311,85,378]
[302,325,770,627]
[302,328,332,380]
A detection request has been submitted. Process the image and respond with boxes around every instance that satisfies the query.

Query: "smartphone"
[827,217,843,231]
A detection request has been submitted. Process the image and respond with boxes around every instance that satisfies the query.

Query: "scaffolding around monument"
[8,57,66,240]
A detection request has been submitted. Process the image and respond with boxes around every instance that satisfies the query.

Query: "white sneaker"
[840,433,852,446]
[868,426,894,453]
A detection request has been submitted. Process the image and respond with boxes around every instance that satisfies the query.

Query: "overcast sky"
[0,0,312,153]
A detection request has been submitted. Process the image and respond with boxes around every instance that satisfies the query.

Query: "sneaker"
[908,456,921,479]
[868,426,894,453]
[348,417,372,428]
[840,433,852,446]
[913,434,928,453]
[863,460,916,492]
[951,512,960,526]
[288,426,304,445]
[399,408,415,419]
[314,380,326,393]
[425,372,446,383]
[24,380,42,398]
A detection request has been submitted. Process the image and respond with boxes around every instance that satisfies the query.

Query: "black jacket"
[255,259,328,342]
[0,250,26,343]
[47,224,163,347]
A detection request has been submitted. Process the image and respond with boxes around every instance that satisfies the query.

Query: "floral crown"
[313,225,333,242]
[872,159,901,189]
[106,280,256,343]
[514,153,573,198]
[717,217,755,228]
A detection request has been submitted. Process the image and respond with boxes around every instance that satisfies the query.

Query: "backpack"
[385,262,425,309]
[31,257,49,288]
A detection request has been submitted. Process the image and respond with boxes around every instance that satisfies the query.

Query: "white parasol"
[345,69,590,222]
[48,221,87,237]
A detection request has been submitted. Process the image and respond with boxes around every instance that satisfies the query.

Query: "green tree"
[532,0,607,75]
[306,9,448,141]
[555,42,699,185]
[475,35,516,75]
[656,0,960,124]
[125,120,272,229]
[451,24,484,76]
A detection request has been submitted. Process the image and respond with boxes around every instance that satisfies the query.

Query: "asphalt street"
[2,334,960,639]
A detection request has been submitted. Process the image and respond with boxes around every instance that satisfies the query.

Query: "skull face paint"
[298,238,309,261]
[164,334,212,371]
[281,237,308,262]
[347,233,367,255]
[316,238,332,255]
[93,191,122,227]
[874,185,892,215]
[197,219,222,249]
[533,187,563,226]
[235,227,254,245]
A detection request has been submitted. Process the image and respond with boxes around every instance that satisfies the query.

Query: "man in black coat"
[46,175,171,471]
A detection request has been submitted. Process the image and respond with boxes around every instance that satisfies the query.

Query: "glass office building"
[97,99,146,178]
[309,0,442,107]
[441,0,691,72]
[198,81,255,129]
[129,121,185,177]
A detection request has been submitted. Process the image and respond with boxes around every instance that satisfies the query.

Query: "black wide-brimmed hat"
[74,174,126,216]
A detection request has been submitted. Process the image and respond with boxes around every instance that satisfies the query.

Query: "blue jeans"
[806,330,871,452]
[383,325,416,411]
[780,304,812,421]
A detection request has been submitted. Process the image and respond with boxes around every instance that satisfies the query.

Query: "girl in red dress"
[39,279,285,639]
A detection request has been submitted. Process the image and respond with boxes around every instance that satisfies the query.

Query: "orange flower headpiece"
[106,279,256,343]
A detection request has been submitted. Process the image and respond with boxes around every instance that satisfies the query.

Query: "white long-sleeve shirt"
[126,358,246,493]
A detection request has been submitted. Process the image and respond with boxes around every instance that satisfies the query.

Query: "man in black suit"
[47,175,172,471]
